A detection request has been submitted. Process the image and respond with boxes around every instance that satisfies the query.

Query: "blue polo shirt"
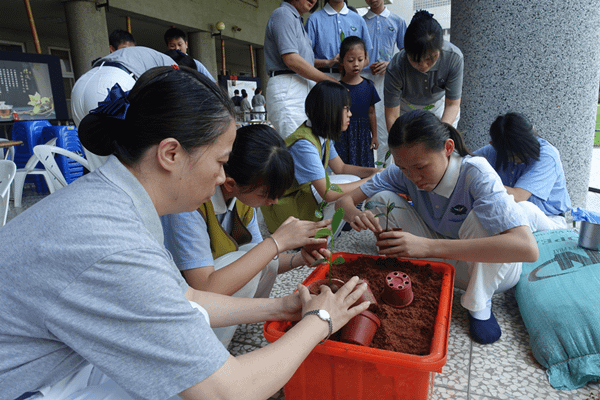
[161,186,263,271]
[306,3,373,63]
[288,132,339,185]
[265,1,315,73]
[360,152,528,238]
[363,7,407,64]
[474,138,571,216]
[193,59,215,82]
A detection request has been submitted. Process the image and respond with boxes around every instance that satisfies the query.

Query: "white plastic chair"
[33,144,90,189]
[0,159,17,226]
[12,138,58,208]
[0,138,16,161]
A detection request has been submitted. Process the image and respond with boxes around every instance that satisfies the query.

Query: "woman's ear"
[156,138,183,172]
[444,138,455,156]
[221,176,237,193]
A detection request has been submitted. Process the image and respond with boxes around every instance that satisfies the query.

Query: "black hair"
[242,91,248,99]
[164,49,196,69]
[78,66,235,165]
[339,36,367,77]
[164,27,187,45]
[404,10,443,63]
[224,125,294,199]
[305,81,351,141]
[109,29,135,49]
[388,109,472,156]
[234,89,239,95]
[254,88,262,95]
[489,112,540,170]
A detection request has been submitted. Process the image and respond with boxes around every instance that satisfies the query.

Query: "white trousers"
[369,191,521,313]
[266,74,315,139]
[211,243,279,348]
[361,71,388,165]
[23,300,211,400]
[517,200,567,232]
[70,65,136,171]
[252,105,266,120]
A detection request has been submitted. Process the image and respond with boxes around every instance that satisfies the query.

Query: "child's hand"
[376,231,434,258]
[370,137,379,150]
[349,210,382,233]
[369,61,389,75]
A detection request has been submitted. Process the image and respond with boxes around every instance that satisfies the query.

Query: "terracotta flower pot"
[375,227,402,253]
[307,278,346,295]
[340,310,381,346]
[381,271,414,308]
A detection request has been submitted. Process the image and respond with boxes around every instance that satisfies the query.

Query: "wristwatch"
[303,309,332,344]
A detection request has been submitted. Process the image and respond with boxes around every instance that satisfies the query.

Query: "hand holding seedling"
[272,216,330,252]
[376,230,434,259]
[364,199,404,231]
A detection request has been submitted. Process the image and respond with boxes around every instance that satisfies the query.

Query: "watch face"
[318,309,331,320]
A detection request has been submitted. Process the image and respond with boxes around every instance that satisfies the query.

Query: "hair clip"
[90,83,130,120]
[172,64,180,70]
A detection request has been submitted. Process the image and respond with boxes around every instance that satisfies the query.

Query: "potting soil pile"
[330,256,444,355]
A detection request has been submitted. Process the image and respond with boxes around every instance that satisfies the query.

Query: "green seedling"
[311,207,345,287]
[374,150,392,169]
[315,173,342,219]
[364,199,404,231]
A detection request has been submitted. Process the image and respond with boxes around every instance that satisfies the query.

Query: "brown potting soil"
[328,256,444,356]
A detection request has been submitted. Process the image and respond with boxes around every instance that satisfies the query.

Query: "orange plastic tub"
[263,253,454,400]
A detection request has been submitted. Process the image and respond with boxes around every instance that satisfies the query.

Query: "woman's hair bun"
[78,113,124,156]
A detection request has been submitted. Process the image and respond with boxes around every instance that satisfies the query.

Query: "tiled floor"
[5,148,600,400]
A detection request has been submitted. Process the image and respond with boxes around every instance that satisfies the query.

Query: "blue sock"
[468,309,501,344]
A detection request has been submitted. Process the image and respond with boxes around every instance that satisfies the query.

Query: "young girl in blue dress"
[335,110,539,344]
[335,36,381,167]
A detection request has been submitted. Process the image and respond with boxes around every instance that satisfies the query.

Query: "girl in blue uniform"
[474,112,571,231]
[336,36,381,167]
[336,110,539,344]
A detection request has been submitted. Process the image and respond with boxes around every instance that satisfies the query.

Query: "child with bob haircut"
[475,112,571,231]
[262,80,380,234]
[336,109,539,345]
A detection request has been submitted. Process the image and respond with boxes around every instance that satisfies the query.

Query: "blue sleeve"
[360,164,408,197]
[289,139,327,185]
[161,212,215,271]
[370,80,381,105]
[305,15,318,53]
[473,144,497,167]
[194,59,216,82]
[247,211,264,244]
[514,147,560,201]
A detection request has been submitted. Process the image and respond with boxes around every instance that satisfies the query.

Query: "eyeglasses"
[343,106,351,113]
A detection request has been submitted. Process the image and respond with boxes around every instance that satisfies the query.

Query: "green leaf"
[332,256,345,265]
[423,104,435,110]
[315,228,332,239]
[374,213,385,218]
[329,183,343,193]
[311,258,328,267]
[387,202,396,213]
[365,200,386,209]
[340,32,345,42]
[384,150,392,161]
[331,207,344,234]
[33,105,40,114]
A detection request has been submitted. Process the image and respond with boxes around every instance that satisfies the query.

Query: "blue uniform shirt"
[193,59,216,82]
[306,3,373,63]
[289,133,339,185]
[360,152,528,238]
[161,186,263,271]
[265,1,315,73]
[363,7,407,64]
[474,138,571,216]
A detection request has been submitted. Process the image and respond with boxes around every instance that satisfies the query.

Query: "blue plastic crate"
[11,120,52,193]
[43,125,86,184]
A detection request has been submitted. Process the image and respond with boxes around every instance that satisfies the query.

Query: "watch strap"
[303,309,332,344]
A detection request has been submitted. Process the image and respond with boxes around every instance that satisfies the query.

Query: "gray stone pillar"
[451,0,600,208]
[189,32,218,80]
[63,0,109,80]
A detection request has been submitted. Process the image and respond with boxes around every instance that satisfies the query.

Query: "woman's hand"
[349,209,382,233]
[300,247,331,266]
[370,137,379,150]
[298,276,370,333]
[376,230,434,258]
[271,217,331,252]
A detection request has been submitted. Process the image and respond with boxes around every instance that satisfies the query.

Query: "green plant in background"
[312,207,345,287]
[364,199,404,231]
[315,173,342,219]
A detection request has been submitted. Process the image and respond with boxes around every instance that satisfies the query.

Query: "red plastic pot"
[340,310,381,346]
[307,278,345,295]
[381,271,414,308]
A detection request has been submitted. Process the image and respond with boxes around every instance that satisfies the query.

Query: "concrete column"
[451,0,600,208]
[189,32,218,80]
[63,0,109,80]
